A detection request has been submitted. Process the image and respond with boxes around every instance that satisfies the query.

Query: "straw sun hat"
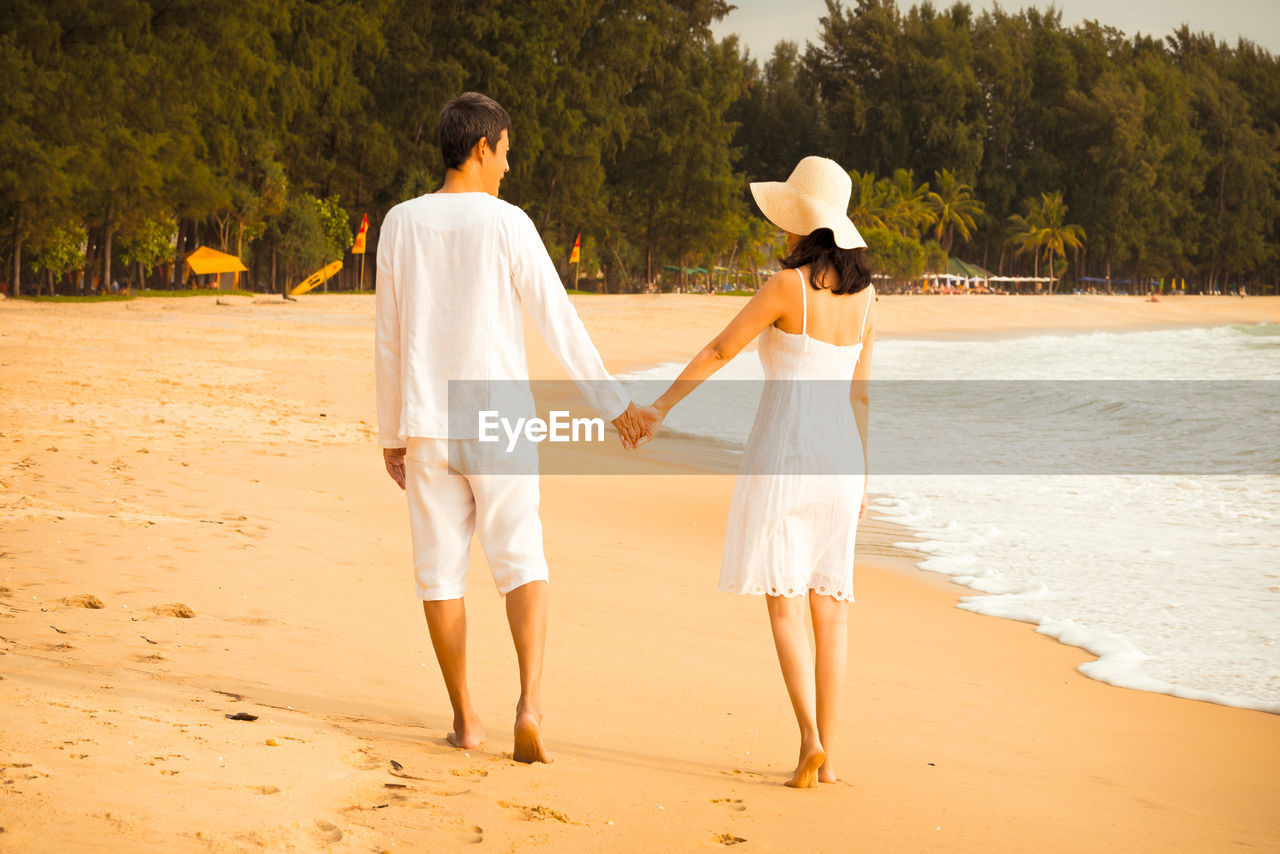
[749,156,867,250]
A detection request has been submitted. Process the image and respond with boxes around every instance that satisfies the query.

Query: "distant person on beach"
[639,157,875,788]
[374,92,648,763]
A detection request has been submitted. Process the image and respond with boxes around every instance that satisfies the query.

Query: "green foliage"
[849,170,887,232]
[2,0,1277,294]
[318,196,355,258]
[396,168,440,203]
[926,169,983,253]
[1007,192,1086,288]
[923,240,948,274]
[118,217,175,275]
[804,1,1278,289]
[731,41,828,183]
[278,193,350,278]
[28,223,86,280]
[848,167,979,276]
[880,169,936,237]
[863,226,925,281]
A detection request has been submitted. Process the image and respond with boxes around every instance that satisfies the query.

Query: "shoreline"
[1,294,1276,850]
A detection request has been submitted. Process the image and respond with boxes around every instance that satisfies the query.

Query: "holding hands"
[384,400,664,491]
[384,399,668,490]
[611,401,666,449]
[636,404,665,445]
[610,402,648,450]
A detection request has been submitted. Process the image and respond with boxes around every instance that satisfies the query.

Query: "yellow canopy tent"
[184,246,248,290]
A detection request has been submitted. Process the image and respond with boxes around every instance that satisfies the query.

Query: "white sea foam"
[620,322,1280,714]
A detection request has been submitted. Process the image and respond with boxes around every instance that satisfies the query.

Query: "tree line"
[2,0,1277,298]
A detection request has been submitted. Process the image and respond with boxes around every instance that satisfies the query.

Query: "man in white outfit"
[375,92,646,763]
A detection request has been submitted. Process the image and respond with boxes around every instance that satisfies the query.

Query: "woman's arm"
[650,273,793,417]
[850,292,875,517]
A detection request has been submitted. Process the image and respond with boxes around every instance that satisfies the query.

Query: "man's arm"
[507,213,645,446]
[374,212,407,483]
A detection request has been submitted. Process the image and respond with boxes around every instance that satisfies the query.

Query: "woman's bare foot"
[786,740,825,788]
[818,760,838,784]
[512,709,551,764]
[446,715,484,750]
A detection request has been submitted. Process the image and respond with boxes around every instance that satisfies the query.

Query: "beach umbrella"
[184,246,248,290]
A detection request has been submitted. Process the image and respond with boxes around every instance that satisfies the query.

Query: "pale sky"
[712,0,1280,61]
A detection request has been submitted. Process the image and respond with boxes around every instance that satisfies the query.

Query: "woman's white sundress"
[719,269,872,602]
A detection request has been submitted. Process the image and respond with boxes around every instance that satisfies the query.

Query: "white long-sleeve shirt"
[375,192,628,446]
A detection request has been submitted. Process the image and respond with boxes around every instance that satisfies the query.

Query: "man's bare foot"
[446,716,484,750]
[785,741,825,789]
[512,711,551,764]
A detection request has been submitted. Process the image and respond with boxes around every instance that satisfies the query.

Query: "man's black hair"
[438,92,512,171]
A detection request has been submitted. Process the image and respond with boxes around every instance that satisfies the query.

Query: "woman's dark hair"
[438,92,512,170]
[779,228,872,295]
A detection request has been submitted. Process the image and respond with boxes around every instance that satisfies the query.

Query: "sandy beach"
[1,292,1277,852]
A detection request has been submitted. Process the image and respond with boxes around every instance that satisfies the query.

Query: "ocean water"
[620,323,1280,713]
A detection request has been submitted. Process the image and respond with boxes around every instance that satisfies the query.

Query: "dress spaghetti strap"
[859,284,874,340]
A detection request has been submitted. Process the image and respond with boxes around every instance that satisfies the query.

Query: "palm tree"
[882,169,936,238]
[1006,211,1046,277]
[926,169,983,254]
[1036,191,1086,291]
[848,169,887,233]
[1006,192,1086,292]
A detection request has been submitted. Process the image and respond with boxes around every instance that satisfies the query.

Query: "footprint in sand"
[62,594,104,609]
[152,603,195,618]
[714,832,747,846]
[449,768,488,777]
[312,820,342,844]
[461,824,483,844]
[251,785,281,795]
[1,763,49,782]
[721,769,766,781]
[428,786,471,797]
[340,751,381,772]
[228,616,278,628]
[711,798,746,811]
[497,801,573,824]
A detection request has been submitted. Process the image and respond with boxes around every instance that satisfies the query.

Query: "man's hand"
[611,402,651,450]
[383,447,407,489]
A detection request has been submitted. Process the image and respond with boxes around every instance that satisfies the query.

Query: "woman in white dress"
[641,157,875,788]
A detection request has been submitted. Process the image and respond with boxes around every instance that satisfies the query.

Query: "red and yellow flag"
[352,214,369,255]
[569,232,581,265]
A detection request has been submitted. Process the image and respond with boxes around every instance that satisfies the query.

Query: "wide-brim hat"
[749,156,866,250]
